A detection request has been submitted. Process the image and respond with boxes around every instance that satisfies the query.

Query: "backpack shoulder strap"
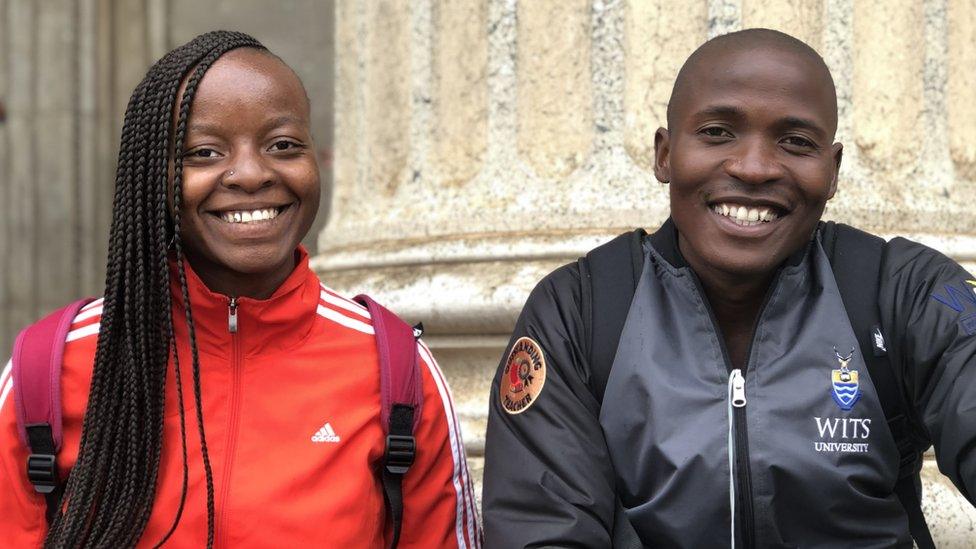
[577,231,647,546]
[354,294,423,549]
[820,222,934,549]
[578,229,647,404]
[11,297,94,524]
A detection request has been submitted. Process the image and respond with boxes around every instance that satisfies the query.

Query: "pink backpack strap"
[353,294,423,549]
[12,298,94,507]
[353,294,423,432]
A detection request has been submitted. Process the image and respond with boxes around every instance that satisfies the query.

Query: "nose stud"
[228,170,235,176]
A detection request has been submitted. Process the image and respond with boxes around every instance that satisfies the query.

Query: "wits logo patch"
[930,280,976,313]
[830,347,861,411]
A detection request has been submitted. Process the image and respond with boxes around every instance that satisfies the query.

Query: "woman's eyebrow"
[263,115,303,131]
[187,122,223,135]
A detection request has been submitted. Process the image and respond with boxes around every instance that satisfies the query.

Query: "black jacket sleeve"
[880,238,976,503]
[482,263,616,548]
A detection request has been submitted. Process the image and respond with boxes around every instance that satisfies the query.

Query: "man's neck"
[677,233,775,368]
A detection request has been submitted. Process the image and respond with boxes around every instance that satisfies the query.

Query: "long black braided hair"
[44,31,266,548]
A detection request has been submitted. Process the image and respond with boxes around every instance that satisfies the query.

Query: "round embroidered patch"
[499,337,547,415]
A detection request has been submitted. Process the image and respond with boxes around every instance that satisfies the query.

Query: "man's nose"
[724,138,784,185]
[223,148,274,192]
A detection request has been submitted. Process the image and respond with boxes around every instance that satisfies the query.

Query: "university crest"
[831,347,862,411]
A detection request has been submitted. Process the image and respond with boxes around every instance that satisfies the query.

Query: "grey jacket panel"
[483,264,616,548]
[604,240,908,548]
[880,238,976,502]
[482,225,976,549]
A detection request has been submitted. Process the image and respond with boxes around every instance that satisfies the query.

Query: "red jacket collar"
[170,247,320,358]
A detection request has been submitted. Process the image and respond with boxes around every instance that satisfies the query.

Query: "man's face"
[173,48,320,283]
[655,47,842,278]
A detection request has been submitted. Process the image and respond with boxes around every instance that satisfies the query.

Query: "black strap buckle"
[384,435,416,475]
[26,454,58,494]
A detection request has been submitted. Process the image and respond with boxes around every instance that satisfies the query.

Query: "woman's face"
[172,48,320,292]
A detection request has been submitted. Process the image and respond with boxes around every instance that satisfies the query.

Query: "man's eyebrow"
[692,106,828,137]
[693,105,746,119]
[778,116,827,138]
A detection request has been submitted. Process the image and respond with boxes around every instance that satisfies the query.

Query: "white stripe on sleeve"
[319,289,371,320]
[80,298,103,312]
[419,342,480,548]
[0,359,11,391]
[0,360,13,412]
[316,305,375,335]
[420,342,481,546]
[66,323,100,342]
[73,306,103,324]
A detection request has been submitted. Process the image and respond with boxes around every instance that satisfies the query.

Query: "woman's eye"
[270,140,302,152]
[185,148,218,158]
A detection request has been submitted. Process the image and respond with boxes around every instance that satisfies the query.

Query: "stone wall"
[0,0,334,357]
[320,0,976,543]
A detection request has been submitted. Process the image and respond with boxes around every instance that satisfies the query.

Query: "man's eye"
[701,127,732,138]
[783,136,815,148]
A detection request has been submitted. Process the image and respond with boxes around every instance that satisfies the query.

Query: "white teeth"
[712,203,780,226]
[220,208,281,224]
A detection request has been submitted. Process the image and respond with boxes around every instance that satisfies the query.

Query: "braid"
[44,31,265,548]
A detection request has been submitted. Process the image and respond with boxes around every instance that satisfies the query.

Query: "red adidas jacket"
[0,248,481,548]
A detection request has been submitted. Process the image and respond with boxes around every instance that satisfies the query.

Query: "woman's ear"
[654,128,671,184]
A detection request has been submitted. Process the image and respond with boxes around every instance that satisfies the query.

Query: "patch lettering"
[499,337,547,415]
[813,417,872,453]
[930,279,976,313]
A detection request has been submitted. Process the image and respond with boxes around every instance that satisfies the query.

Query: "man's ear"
[827,142,843,199]
[654,128,671,183]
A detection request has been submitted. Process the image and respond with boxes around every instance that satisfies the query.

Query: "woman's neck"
[182,250,297,300]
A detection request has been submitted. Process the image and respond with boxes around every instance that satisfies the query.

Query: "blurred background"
[1,0,975,542]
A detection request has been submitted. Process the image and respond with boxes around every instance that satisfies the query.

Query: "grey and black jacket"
[483,220,976,548]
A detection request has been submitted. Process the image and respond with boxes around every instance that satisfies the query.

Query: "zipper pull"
[228,297,238,333]
[730,369,747,408]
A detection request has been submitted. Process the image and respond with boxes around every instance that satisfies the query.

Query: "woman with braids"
[0,31,480,548]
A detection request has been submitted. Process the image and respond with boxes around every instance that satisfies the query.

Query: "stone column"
[320,0,976,541]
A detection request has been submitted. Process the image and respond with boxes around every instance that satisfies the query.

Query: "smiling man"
[482,29,976,548]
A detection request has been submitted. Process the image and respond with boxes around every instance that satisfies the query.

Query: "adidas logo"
[311,422,341,443]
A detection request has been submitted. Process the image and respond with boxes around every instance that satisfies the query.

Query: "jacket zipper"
[216,297,244,548]
[728,369,747,549]
[689,271,782,549]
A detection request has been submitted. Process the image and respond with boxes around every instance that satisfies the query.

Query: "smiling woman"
[0,31,478,549]
[174,48,321,300]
